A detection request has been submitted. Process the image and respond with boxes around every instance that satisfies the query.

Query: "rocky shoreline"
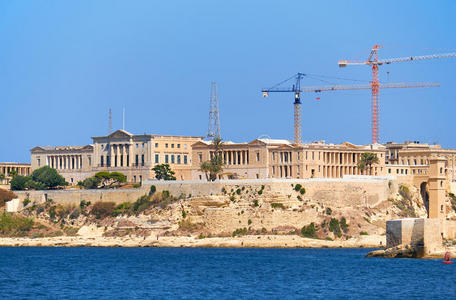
[0,234,385,248]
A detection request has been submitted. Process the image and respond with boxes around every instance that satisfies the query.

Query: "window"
[135,155,139,166]
[177,144,181,148]
[177,155,181,164]
[388,168,391,174]
[101,145,104,150]
[142,143,145,148]
[134,175,136,182]
[171,155,175,163]
[120,155,123,167]
[256,152,260,162]
[198,153,202,162]
[101,156,104,167]
[107,156,111,167]
[184,155,188,164]
[155,154,159,163]
[88,156,92,166]
[199,175,202,180]
[126,155,129,166]
[136,144,138,148]
[141,154,145,166]
[272,166,275,174]
[165,143,169,148]
[37,158,41,167]
[184,144,188,149]
[155,143,159,147]
[171,144,174,148]
[114,155,118,167]
[165,155,169,163]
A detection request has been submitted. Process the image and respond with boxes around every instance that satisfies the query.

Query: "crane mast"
[339,45,456,144]
[262,72,438,145]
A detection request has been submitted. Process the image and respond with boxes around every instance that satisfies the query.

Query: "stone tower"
[428,155,446,220]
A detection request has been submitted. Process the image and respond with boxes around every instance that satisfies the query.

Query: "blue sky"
[1,0,455,162]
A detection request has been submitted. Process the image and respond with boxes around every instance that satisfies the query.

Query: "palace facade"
[30,130,203,184]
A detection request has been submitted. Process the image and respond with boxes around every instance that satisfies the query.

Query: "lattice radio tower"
[207,82,221,140]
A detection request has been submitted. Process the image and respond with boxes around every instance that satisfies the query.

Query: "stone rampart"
[13,177,390,209]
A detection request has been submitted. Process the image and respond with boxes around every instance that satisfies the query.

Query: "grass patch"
[301,222,317,238]
[0,213,34,236]
[360,231,369,235]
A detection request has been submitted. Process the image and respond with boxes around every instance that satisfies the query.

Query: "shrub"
[49,206,57,221]
[325,207,332,215]
[149,185,156,196]
[23,198,31,207]
[80,177,100,189]
[258,190,263,195]
[0,189,17,207]
[133,195,152,214]
[399,184,411,201]
[294,184,302,192]
[91,202,116,219]
[113,202,132,216]
[133,183,141,188]
[271,203,285,209]
[300,188,306,195]
[329,218,342,238]
[253,200,259,207]
[301,223,317,238]
[182,210,187,218]
[10,176,33,191]
[0,213,34,236]
[162,190,170,198]
[248,219,252,225]
[232,227,248,237]
[80,200,91,210]
[69,208,80,220]
[230,195,235,202]
[340,217,349,232]
[221,187,226,194]
[236,189,241,195]
[360,231,369,235]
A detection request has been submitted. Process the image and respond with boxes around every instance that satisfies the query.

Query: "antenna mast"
[207,82,221,140]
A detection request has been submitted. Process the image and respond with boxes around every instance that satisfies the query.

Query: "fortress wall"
[13,178,390,208]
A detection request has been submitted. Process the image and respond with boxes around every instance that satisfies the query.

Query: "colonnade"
[0,165,30,176]
[216,150,249,165]
[47,155,83,170]
[101,144,132,167]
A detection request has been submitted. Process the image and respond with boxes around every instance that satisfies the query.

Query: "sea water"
[0,247,455,299]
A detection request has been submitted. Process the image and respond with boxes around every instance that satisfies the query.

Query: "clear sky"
[1,0,455,163]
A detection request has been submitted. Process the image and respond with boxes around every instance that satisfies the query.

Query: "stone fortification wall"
[13,178,390,209]
[143,178,390,208]
[14,188,148,206]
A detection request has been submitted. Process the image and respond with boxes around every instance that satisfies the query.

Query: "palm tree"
[358,152,379,175]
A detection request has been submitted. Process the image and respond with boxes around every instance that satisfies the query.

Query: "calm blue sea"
[0,247,455,299]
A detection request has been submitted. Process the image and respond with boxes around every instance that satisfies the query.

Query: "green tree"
[152,164,176,180]
[94,171,127,188]
[8,170,17,177]
[200,137,224,181]
[10,175,33,191]
[357,152,379,175]
[31,166,67,189]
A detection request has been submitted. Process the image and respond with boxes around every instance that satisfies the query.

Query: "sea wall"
[13,178,390,208]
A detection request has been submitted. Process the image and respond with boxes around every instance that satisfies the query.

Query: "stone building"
[30,130,203,184]
[191,139,387,180]
[92,130,202,182]
[30,145,94,185]
[0,162,31,185]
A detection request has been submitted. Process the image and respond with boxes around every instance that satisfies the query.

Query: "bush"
[360,231,369,235]
[294,184,302,192]
[91,202,116,219]
[230,195,235,202]
[0,189,17,207]
[253,200,259,207]
[133,195,152,214]
[0,213,34,236]
[149,185,156,196]
[182,210,187,218]
[133,183,141,188]
[248,219,252,225]
[10,176,33,191]
[329,218,342,238]
[258,190,263,195]
[340,217,349,232]
[271,203,285,209]
[232,227,248,237]
[236,189,241,195]
[112,202,132,216]
[23,198,31,207]
[299,188,306,195]
[399,184,411,200]
[325,207,332,215]
[301,223,317,238]
[49,206,57,221]
[80,200,91,210]
[162,190,170,198]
